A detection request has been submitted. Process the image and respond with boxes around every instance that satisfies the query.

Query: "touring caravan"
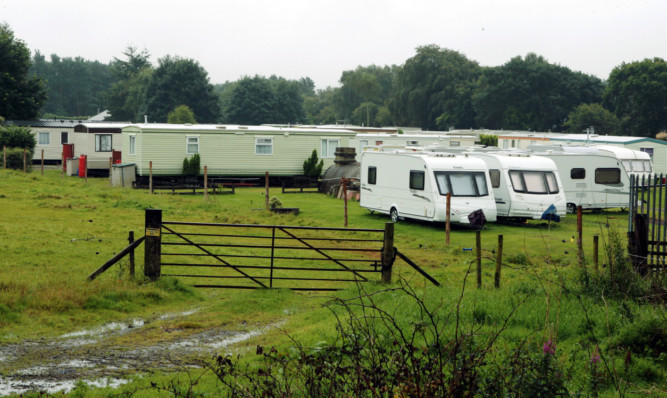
[359,150,497,225]
[526,146,631,213]
[461,152,566,221]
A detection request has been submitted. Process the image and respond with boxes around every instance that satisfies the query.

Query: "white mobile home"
[460,151,566,221]
[350,133,477,154]
[5,119,77,163]
[526,146,631,213]
[72,123,128,169]
[359,150,497,224]
[121,124,357,176]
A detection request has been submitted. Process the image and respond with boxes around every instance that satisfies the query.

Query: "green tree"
[334,65,398,126]
[563,103,621,134]
[167,105,197,124]
[389,45,480,130]
[145,55,220,123]
[603,58,667,137]
[270,76,306,124]
[304,87,337,125]
[0,23,46,120]
[106,47,153,122]
[224,76,275,124]
[302,149,323,178]
[472,53,604,131]
[478,134,498,147]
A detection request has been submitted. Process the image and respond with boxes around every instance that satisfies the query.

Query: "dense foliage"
[105,47,153,122]
[0,23,46,120]
[0,125,36,151]
[145,56,221,123]
[31,52,114,117]
[302,149,323,178]
[182,153,201,176]
[168,105,197,124]
[604,58,667,137]
[563,103,621,134]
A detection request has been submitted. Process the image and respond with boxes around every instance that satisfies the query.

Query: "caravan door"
[404,169,435,219]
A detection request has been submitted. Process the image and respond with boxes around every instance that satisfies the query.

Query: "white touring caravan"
[526,146,631,213]
[461,151,567,221]
[359,150,497,225]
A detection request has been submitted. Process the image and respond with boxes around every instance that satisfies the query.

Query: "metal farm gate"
[145,207,400,291]
[628,174,667,271]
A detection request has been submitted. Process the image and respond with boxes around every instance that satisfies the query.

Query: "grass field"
[0,169,664,397]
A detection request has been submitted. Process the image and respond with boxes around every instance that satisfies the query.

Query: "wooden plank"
[88,236,145,280]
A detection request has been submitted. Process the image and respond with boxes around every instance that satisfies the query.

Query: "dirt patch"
[0,310,273,395]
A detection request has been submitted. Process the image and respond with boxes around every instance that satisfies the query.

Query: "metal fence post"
[144,209,162,280]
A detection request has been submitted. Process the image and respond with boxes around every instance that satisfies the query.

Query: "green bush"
[182,153,201,176]
[3,147,32,171]
[0,126,36,152]
[302,149,323,178]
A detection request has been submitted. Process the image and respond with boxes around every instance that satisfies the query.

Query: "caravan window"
[644,161,652,172]
[61,132,68,144]
[255,137,273,155]
[595,168,621,184]
[509,170,559,194]
[186,136,199,154]
[631,160,644,171]
[409,170,425,190]
[368,166,377,185]
[129,135,136,155]
[434,171,489,197]
[322,139,340,158]
[95,134,112,152]
[38,132,50,145]
[571,168,585,179]
[489,169,501,188]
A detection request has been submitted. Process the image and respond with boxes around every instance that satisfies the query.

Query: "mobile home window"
[255,137,273,155]
[489,169,501,188]
[95,134,112,152]
[640,148,654,159]
[595,168,621,184]
[38,132,50,145]
[322,139,340,158]
[571,168,585,179]
[434,171,489,197]
[409,170,425,190]
[368,166,377,185]
[186,136,199,154]
[129,135,136,155]
[407,140,419,146]
[450,141,460,147]
[61,132,68,144]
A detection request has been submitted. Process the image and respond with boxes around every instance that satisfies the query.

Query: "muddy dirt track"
[0,310,269,395]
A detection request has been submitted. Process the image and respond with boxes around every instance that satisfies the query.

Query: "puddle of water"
[207,329,263,350]
[0,376,129,395]
[60,319,145,339]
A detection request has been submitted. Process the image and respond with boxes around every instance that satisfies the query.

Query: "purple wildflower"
[590,354,600,364]
[543,340,556,355]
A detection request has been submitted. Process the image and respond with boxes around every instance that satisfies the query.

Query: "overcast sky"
[2,0,666,89]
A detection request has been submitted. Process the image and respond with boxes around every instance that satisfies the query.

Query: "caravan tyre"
[566,203,577,214]
[390,208,399,223]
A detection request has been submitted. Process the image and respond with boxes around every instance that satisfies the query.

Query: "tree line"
[2,22,666,137]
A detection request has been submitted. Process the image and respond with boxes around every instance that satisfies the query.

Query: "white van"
[359,150,497,224]
[526,146,631,213]
[464,152,566,221]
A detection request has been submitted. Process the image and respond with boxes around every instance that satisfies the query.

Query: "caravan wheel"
[390,208,399,223]
[566,203,577,214]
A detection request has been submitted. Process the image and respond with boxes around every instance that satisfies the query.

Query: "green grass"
[0,168,664,396]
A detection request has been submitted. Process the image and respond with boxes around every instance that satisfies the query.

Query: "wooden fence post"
[3,146,6,169]
[41,150,44,176]
[23,148,27,172]
[382,222,394,284]
[265,171,270,210]
[593,235,599,272]
[476,230,482,288]
[61,151,65,177]
[577,205,583,265]
[495,235,503,288]
[149,161,153,194]
[128,231,135,277]
[144,209,162,280]
[445,193,451,245]
[109,157,113,185]
[204,165,208,201]
[342,178,348,227]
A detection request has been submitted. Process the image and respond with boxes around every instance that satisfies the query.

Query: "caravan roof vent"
[239,126,249,130]
[216,126,227,129]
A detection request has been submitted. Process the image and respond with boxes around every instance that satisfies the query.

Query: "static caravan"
[72,123,128,170]
[350,133,477,155]
[526,146,631,213]
[5,119,77,163]
[462,152,566,221]
[359,150,497,224]
[121,124,357,177]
